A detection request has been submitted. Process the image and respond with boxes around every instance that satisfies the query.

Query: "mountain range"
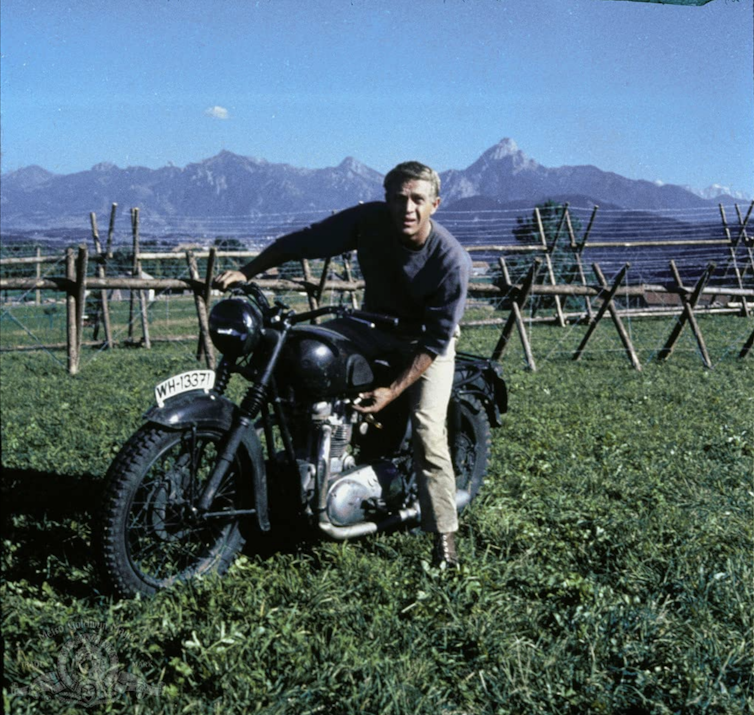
[0,138,748,230]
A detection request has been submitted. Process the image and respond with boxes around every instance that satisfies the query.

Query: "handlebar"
[288,305,400,328]
[229,280,424,333]
[230,282,275,316]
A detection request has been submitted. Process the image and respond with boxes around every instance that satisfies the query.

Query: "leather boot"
[432,532,459,568]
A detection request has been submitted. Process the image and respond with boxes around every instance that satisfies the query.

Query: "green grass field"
[2,317,752,714]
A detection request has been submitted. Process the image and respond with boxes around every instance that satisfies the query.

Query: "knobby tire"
[95,424,256,598]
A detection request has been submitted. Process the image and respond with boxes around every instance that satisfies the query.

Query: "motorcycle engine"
[326,461,406,527]
[302,400,407,527]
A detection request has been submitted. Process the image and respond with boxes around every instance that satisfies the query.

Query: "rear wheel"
[449,395,491,501]
[95,425,256,598]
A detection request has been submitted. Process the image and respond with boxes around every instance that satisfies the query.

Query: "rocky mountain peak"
[336,156,381,182]
[691,183,751,201]
[489,138,519,159]
[201,150,267,168]
[468,137,538,174]
[338,156,362,171]
[4,165,56,189]
[92,162,118,173]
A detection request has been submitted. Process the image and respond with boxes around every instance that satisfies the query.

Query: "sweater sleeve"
[272,204,367,260]
[418,254,470,356]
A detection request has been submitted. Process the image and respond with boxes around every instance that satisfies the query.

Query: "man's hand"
[353,386,397,414]
[213,270,247,291]
[353,350,436,415]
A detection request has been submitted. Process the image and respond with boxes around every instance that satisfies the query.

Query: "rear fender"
[144,391,270,532]
[453,354,508,427]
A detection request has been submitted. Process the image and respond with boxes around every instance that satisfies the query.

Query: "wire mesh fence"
[1,201,752,373]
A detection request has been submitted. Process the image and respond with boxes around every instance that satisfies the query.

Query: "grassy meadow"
[1,314,752,714]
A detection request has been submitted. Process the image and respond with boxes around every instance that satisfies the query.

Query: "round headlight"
[209,298,263,358]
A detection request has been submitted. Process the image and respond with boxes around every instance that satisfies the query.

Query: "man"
[214,161,471,567]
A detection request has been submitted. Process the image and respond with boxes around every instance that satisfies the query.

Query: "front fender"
[144,391,236,431]
[144,391,270,532]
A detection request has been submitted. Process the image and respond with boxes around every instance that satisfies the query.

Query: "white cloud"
[204,106,230,120]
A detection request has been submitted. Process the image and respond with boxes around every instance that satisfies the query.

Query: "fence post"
[717,204,749,316]
[128,208,151,347]
[573,263,632,365]
[35,247,42,306]
[75,247,88,363]
[301,259,318,311]
[492,258,542,369]
[734,201,754,285]
[65,248,78,375]
[580,205,599,249]
[570,205,598,321]
[535,206,566,327]
[658,261,715,368]
[593,263,641,370]
[197,248,217,360]
[740,326,754,359]
[138,284,152,349]
[342,252,359,308]
[90,212,114,348]
[128,209,138,340]
[107,203,117,259]
[186,250,215,368]
[204,247,217,308]
[314,256,332,322]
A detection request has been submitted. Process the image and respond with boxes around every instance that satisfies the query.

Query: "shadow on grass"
[2,469,102,598]
[3,469,315,599]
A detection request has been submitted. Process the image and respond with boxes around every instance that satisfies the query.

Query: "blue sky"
[1,0,752,194]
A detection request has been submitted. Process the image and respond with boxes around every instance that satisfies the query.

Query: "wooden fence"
[1,202,753,373]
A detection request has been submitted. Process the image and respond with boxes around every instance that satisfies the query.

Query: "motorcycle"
[95,283,507,597]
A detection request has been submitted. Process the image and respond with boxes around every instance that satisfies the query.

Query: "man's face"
[385,179,441,248]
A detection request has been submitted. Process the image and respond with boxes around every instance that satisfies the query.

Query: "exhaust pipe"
[318,483,471,541]
[318,503,421,540]
[315,419,472,540]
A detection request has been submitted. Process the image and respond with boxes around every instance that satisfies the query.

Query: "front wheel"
[95,424,256,598]
[449,395,491,502]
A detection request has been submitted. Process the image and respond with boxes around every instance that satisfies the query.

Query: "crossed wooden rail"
[2,242,752,374]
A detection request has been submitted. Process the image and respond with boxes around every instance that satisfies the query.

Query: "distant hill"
[1,138,746,230]
[0,152,384,230]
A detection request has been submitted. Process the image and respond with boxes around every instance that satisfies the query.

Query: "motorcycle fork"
[198,327,289,514]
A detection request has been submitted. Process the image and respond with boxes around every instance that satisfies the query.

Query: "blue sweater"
[274,202,470,356]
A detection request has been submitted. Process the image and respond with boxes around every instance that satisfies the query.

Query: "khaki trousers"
[407,335,458,534]
[323,318,459,535]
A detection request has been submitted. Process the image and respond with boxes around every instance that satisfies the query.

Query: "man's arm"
[213,242,293,291]
[213,204,369,291]
[353,350,436,414]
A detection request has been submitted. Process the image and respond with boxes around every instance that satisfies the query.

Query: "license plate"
[155,370,215,407]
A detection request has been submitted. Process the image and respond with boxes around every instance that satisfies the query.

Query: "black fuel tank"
[276,325,375,399]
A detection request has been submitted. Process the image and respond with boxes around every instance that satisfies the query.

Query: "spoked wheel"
[449,395,491,501]
[96,425,255,598]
